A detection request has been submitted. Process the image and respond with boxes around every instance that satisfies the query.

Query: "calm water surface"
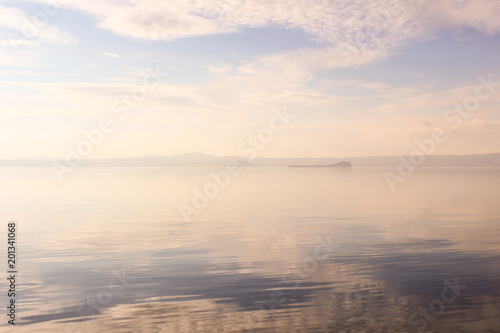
[0,167,499,332]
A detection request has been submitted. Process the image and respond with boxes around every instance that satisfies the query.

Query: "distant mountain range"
[1,152,500,168]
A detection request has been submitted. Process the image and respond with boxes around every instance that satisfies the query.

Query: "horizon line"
[2,151,500,161]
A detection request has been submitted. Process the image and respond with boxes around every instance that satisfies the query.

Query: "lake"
[0,167,499,332]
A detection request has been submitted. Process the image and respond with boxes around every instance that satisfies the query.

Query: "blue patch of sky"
[2,2,323,85]
[315,30,500,91]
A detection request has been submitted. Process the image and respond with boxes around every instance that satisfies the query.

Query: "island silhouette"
[288,161,352,168]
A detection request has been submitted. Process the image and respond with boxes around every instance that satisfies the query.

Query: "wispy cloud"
[205,64,232,74]
[0,4,74,45]
[0,3,75,66]
[101,52,122,58]
[28,0,500,71]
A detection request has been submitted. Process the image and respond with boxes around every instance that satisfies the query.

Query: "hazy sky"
[1,0,500,159]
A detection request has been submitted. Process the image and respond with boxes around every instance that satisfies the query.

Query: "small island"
[288,161,352,168]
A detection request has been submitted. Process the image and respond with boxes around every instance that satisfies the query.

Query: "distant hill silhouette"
[1,152,500,167]
[289,161,352,168]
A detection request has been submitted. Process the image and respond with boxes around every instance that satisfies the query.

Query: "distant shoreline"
[1,152,500,168]
[288,161,352,168]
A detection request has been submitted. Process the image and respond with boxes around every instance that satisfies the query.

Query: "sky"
[1,0,500,159]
